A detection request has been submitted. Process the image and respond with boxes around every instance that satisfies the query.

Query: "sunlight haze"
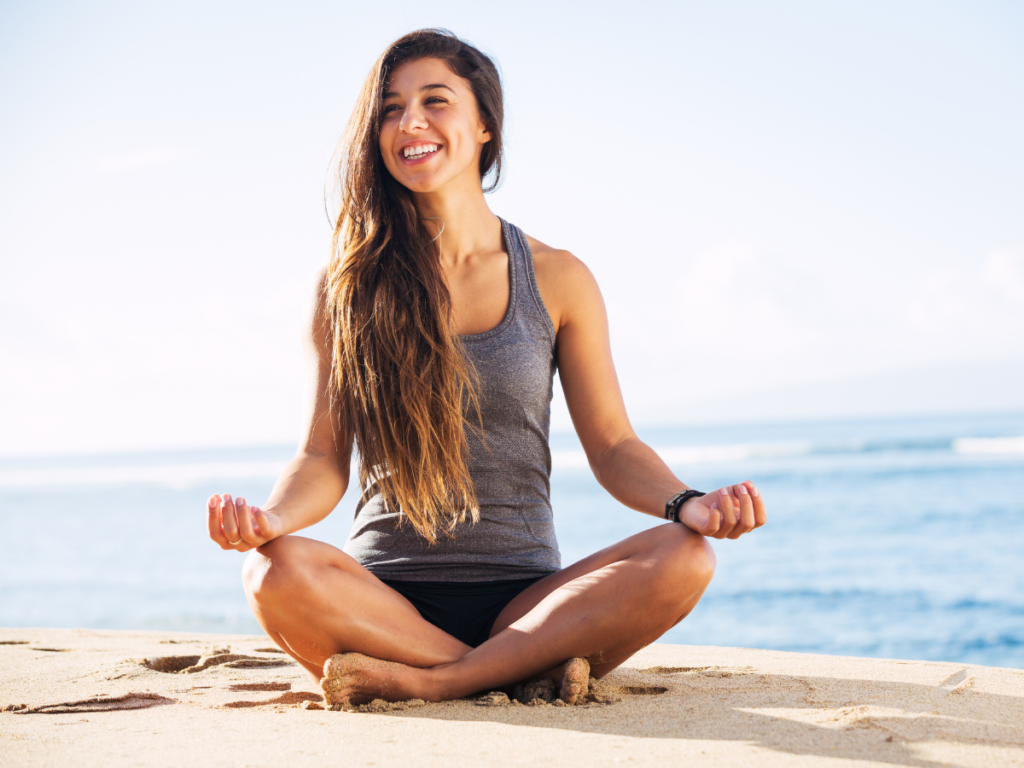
[1,0,1022,456]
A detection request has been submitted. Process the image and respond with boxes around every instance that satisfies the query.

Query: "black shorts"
[380,574,554,648]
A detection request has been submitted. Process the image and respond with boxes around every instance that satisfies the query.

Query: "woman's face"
[379,57,491,195]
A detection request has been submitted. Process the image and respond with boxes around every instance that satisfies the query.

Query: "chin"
[394,173,444,195]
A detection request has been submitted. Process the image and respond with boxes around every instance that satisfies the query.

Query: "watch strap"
[665,489,706,523]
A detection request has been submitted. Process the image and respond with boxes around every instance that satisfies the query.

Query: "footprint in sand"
[229,682,291,692]
[141,647,294,674]
[12,693,175,714]
[223,692,323,709]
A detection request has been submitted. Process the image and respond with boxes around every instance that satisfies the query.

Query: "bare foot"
[320,653,419,706]
[560,657,590,705]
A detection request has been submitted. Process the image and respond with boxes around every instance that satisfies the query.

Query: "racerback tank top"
[343,219,561,581]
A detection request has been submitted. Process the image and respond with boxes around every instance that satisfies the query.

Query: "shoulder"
[524,233,603,333]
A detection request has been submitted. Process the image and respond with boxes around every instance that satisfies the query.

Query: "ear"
[479,120,492,144]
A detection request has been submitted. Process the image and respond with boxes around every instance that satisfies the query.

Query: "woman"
[206,29,766,706]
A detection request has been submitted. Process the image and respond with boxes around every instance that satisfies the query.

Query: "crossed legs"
[242,522,715,702]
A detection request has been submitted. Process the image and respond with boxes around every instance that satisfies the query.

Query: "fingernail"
[739,485,749,495]
[223,494,232,503]
[237,497,245,507]
[750,486,760,497]
[719,488,729,496]
[712,502,719,510]
[208,497,216,508]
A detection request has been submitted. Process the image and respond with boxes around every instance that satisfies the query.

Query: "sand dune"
[1,629,1022,767]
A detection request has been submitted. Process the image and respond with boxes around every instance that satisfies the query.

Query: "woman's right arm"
[207,269,353,552]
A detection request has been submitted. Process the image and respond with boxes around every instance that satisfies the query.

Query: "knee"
[242,536,308,608]
[649,524,716,598]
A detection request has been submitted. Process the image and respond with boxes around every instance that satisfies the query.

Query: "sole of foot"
[321,652,403,706]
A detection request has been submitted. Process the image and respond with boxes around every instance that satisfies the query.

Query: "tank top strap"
[501,218,556,347]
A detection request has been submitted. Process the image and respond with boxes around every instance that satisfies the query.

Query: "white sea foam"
[656,441,813,465]
[952,436,1024,455]
[4,434,1021,489]
[552,440,813,470]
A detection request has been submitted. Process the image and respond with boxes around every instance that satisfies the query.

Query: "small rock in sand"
[475,692,511,707]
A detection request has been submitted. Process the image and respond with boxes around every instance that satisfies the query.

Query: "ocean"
[2,411,1022,669]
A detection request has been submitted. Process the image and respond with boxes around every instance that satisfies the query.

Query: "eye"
[425,96,448,105]
[382,103,401,115]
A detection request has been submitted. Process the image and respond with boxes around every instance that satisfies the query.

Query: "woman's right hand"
[207,494,284,552]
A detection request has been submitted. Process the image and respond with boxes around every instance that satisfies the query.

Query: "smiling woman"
[204,28,766,706]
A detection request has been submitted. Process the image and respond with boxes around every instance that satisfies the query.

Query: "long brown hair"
[325,29,504,542]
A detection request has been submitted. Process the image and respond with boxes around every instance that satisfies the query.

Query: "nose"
[399,103,428,133]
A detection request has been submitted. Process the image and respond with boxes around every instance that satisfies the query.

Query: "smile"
[401,143,440,162]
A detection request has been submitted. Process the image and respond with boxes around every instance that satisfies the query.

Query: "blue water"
[2,412,1022,669]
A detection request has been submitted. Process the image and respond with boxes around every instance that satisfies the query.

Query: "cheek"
[378,135,398,171]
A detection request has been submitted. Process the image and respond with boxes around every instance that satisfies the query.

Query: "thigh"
[245,535,472,670]
[488,523,701,638]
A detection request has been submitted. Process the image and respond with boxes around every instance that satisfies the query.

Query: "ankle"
[420,661,460,702]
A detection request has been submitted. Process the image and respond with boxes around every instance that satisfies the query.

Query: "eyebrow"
[382,83,456,99]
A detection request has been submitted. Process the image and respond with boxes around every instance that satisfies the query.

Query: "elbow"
[586,433,636,487]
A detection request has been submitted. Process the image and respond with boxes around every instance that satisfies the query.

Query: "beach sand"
[1,629,1022,767]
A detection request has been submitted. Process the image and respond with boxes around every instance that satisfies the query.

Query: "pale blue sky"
[2,0,1022,455]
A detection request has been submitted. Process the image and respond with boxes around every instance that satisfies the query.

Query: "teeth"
[404,144,438,158]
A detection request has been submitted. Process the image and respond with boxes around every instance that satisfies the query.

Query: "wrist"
[665,489,706,523]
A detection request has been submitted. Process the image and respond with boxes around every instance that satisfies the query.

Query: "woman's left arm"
[532,242,766,540]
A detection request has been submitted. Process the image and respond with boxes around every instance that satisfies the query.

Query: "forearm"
[262,451,349,535]
[589,436,689,520]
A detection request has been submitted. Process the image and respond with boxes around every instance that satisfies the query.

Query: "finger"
[747,482,767,528]
[729,483,755,539]
[207,495,229,548]
[222,494,241,545]
[236,497,258,544]
[713,488,736,538]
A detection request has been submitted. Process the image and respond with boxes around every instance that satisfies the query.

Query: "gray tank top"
[343,219,561,581]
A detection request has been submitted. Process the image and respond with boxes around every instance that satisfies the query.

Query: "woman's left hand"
[679,481,766,539]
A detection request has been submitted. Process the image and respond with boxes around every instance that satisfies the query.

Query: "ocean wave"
[952,436,1024,455]
[552,433,1024,470]
[4,432,1022,488]
[551,441,815,470]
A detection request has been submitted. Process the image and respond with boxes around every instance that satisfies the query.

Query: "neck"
[412,182,501,267]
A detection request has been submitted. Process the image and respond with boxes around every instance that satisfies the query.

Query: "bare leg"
[322,523,715,703]
[242,536,471,680]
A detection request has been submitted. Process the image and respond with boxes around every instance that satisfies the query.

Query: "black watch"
[665,489,706,523]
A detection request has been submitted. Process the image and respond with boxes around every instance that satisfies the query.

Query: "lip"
[399,141,443,165]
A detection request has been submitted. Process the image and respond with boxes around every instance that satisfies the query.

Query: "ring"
[227,538,242,546]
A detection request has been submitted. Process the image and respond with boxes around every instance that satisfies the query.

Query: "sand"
[1,629,1023,767]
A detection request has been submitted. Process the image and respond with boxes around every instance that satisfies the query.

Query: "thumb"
[253,507,278,539]
[704,500,722,536]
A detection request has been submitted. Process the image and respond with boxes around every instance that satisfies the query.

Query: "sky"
[1,0,1022,456]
